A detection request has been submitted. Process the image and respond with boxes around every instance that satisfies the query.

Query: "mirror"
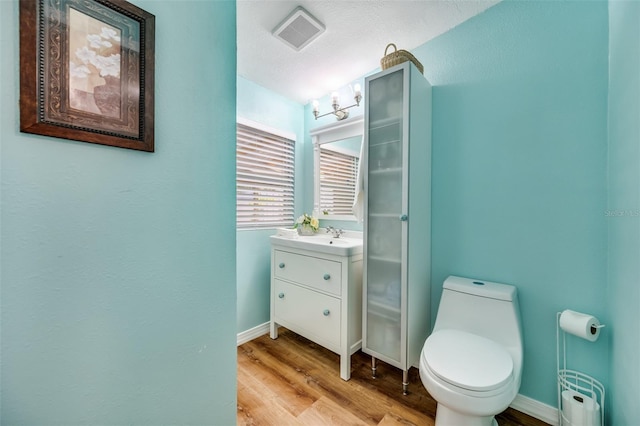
[310,116,364,221]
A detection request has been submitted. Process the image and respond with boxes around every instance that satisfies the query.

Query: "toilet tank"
[433,276,523,354]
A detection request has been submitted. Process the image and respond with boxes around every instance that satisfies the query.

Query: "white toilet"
[419,276,523,426]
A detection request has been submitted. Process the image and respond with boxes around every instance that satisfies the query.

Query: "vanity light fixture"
[312,85,362,121]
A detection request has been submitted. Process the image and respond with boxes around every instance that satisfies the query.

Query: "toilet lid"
[424,330,513,392]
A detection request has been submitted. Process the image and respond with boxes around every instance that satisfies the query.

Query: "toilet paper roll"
[559,310,602,342]
[561,390,575,424]
[561,390,601,426]
[586,396,602,426]
[567,390,585,425]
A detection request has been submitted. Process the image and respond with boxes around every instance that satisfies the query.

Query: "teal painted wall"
[607,1,640,424]
[412,0,610,408]
[236,76,304,333]
[0,0,237,423]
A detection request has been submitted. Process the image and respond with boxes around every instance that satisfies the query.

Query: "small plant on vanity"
[294,213,319,234]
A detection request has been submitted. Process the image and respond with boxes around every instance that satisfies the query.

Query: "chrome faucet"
[326,226,344,238]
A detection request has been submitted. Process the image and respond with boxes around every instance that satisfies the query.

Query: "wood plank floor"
[237,328,549,426]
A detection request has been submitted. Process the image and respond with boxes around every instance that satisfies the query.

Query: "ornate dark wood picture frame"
[20,0,155,152]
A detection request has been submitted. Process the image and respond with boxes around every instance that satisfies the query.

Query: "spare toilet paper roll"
[561,390,575,423]
[559,310,602,342]
[561,390,601,426]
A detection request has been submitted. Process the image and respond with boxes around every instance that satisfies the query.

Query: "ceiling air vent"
[272,6,325,51]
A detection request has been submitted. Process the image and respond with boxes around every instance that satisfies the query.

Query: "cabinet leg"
[402,370,409,395]
[269,322,279,340]
[371,356,377,379]
[340,353,351,381]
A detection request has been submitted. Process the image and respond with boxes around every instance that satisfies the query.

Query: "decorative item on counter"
[380,43,424,74]
[276,227,299,239]
[294,213,319,235]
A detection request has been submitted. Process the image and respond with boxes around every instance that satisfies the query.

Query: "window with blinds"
[319,147,358,216]
[236,123,295,229]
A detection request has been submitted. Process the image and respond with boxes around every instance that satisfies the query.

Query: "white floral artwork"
[68,8,122,118]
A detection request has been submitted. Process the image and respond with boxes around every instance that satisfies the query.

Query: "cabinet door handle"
[323,273,331,280]
[278,292,285,299]
[279,262,285,269]
[399,214,408,221]
[323,309,330,316]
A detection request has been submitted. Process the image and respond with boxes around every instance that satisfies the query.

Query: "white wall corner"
[237,322,270,346]
[511,393,559,425]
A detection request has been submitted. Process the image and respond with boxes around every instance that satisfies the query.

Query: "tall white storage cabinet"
[362,62,432,394]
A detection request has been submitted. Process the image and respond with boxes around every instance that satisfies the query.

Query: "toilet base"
[435,403,499,426]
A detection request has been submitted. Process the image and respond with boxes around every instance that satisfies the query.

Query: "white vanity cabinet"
[270,236,363,380]
[362,62,432,394]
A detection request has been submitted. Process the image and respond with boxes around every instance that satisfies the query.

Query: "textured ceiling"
[237,0,499,104]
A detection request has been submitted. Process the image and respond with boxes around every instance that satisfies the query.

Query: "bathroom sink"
[270,231,363,256]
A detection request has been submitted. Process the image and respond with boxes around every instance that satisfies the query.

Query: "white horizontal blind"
[319,147,358,216]
[237,123,295,229]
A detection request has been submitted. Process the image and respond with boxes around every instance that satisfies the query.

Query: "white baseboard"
[237,322,270,346]
[511,393,558,425]
[237,325,558,425]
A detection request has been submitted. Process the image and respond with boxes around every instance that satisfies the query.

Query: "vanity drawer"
[273,279,340,348]
[274,250,342,296]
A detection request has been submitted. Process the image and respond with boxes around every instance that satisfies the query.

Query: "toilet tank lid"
[443,276,516,301]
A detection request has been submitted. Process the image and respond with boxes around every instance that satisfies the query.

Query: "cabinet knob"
[323,273,331,280]
[278,293,285,299]
[279,262,285,269]
[399,214,408,221]
[323,309,330,316]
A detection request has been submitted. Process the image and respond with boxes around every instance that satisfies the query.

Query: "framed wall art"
[20,0,155,152]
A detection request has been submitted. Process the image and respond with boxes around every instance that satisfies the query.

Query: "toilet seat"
[423,330,514,395]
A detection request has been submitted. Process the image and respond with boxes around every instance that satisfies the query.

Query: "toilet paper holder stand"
[556,312,605,426]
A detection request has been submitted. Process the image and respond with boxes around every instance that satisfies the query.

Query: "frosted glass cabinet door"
[362,61,431,395]
[364,68,404,363]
